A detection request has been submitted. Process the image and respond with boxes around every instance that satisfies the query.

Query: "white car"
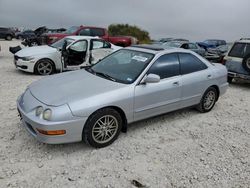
[14,36,121,75]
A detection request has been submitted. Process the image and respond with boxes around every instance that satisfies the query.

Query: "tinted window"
[79,29,91,36]
[147,53,180,79]
[91,28,105,37]
[179,53,207,74]
[228,43,250,58]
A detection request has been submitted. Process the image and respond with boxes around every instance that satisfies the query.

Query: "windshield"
[89,49,154,84]
[163,42,181,48]
[50,38,74,49]
[203,40,217,45]
[64,26,79,34]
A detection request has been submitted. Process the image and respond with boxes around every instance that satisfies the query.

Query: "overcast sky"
[0,0,249,41]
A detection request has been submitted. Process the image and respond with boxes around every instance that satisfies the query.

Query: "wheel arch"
[85,106,128,134]
[34,58,56,73]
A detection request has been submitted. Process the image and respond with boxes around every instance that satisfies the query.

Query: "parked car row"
[19,25,138,47]
[4,25,248,148]
[161,41,206,56]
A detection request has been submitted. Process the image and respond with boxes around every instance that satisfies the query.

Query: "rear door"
[134,53,182,121]
[178,53,212,108]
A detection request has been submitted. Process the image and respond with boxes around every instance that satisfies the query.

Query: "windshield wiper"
[95,71,117,82]
[85,67,117,82]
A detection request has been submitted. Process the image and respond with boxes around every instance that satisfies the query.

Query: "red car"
[42,26,138,47]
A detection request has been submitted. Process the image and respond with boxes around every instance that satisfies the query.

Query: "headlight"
[43,109,52,120]
[20,56,34,61]
[35,106,43,116]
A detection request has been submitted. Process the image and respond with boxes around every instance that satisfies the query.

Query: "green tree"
[108,24,151,44]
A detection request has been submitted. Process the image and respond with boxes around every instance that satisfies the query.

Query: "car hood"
[15,45,57,57]
[28,69,126,106]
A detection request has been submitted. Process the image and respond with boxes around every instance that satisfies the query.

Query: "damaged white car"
[13,36,121,75]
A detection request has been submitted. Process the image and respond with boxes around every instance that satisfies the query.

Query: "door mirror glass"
[143,74,160,84]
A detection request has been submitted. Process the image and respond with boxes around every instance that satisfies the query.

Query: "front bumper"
[17,95,88,144]
[14,58,35,73]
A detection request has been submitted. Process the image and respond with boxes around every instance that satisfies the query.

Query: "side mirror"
[142,74,160,84]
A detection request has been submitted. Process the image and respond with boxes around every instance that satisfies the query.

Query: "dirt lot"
[0,40,249,188]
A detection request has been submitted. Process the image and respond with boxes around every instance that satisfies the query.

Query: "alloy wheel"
[92,115,119,144]
[203,90,216,110]
[37,61,53,75]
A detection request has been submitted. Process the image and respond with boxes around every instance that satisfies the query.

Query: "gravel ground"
[0,40,249,188]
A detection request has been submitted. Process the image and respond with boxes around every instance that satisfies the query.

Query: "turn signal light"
[36,128,66,135]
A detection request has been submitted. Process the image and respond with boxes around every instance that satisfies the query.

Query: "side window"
[179,53,207,75]
[91,28,105,37]
[104,41,111,48]
[69,41,87,52]
[188,43,197,49]
[181,44,188,49]
[147,53,180,79]
[92,40,104,49]
[79,29,91,36]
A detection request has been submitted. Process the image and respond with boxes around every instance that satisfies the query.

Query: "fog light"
[35,106,43,116]
[36,128,66,135]
[43,109,52,120]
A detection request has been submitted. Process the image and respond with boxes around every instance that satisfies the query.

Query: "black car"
[16,30,35,40]
[0,27,15,40]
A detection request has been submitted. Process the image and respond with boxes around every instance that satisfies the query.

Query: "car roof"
[65,36,99,40]
[235,39,250,44]
[126,44,193,55]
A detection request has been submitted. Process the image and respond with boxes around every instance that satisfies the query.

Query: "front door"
[63,40,89,69]
[134,53,182,121]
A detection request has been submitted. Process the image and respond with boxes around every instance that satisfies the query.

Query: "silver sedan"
[17,45,228,148]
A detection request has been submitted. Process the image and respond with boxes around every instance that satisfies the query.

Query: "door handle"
[207,75,212,78]
[173,81,179,86]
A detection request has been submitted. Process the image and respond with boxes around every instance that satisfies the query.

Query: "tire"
[242,54,250,73]
[5,35,13,41]
[228,76,233,83]
[35,59,55,75]
[196,87,218,113]
[83,108,122,148]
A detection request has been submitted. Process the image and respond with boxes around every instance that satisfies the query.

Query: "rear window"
[228,43,250,58]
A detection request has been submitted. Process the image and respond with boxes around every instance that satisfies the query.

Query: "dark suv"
[0,27,15,40]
